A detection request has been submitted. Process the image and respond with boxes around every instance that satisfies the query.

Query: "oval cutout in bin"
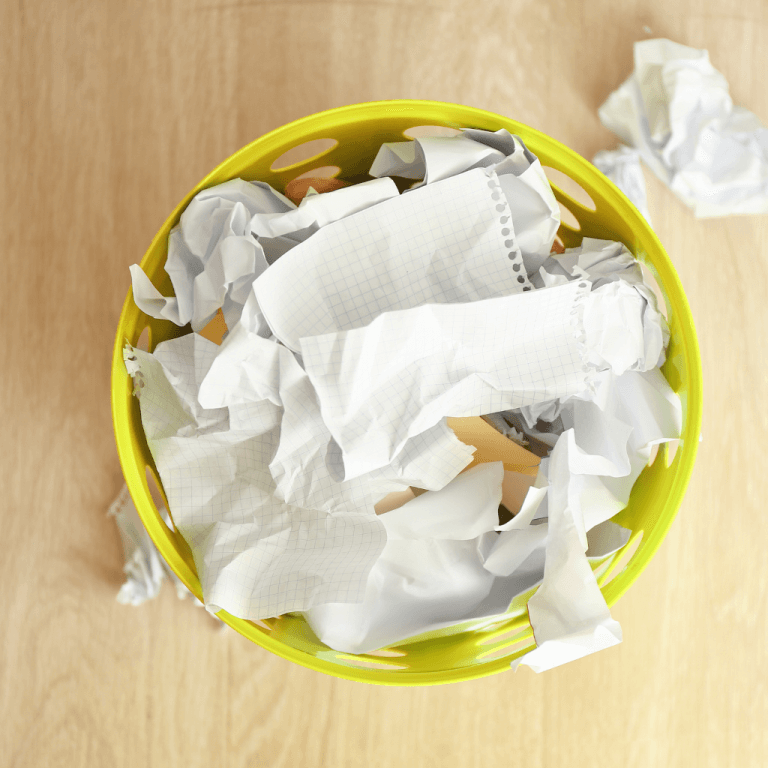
[334,654,408,671]
[145,465,170,523]
[639,262,669,320]
[544,166,597,211]
[403,125,461,139]
[250,619,274,632]
[270,138,338,171]
[600,532,644,587]
[290,165,341,181]
[558,200,581,231]
[135,325,150,352]
[365,648,407,658]
[665,439,680,467]
[477,633,532,661]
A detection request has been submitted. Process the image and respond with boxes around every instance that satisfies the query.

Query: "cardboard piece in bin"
[375,416,539,517]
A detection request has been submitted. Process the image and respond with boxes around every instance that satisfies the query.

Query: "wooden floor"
[2,0,767,765]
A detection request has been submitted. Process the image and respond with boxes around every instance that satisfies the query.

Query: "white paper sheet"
[371,129,560,275]
[249,177,399,239]
[484,466,549,577]
[599,38,768,217]
[196,286,476,513]
[381,461,503,541]
[124,335,388,619]
[251,167,533,352]
[305,463,503,654]
[307,460,636,655]
[301,278,663,481]
[370,132,505,182]
[511,433,624,672]
[593,145,653,224]
[507,366,681,672]
[262,337,474,514]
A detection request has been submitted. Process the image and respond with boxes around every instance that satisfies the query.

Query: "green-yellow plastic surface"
[111,100,702,686]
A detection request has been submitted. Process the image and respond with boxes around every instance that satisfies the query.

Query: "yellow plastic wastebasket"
[111,100,702,685]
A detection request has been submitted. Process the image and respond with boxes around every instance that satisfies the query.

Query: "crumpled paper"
[108,483,192,604]
[129,130,560,347]
[371,128,560,275]
[251,166,534,353]
[315,362,679,665]
[599,38,768,217]
[510,366,681,672]
[197,286,476,515]
[304,239,678,665]
[299,277,663,482]
[123,332,390,620]
[305,462,503,654]
[123,130,682,671]
[531,237,668,372]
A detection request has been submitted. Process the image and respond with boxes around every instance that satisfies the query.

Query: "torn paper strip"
[511,432,623,673]
[507,368,681,671]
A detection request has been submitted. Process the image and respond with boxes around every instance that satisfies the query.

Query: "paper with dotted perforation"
[251,167,532,352]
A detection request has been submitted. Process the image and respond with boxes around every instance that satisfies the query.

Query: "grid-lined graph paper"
[300,280,592,481]
[253,168,531,351]
[126,340,387,619]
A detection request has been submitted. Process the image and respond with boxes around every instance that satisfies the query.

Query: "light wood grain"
[2,0,767,765]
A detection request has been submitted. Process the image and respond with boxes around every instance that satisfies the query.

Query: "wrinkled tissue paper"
[121,127,682,672]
